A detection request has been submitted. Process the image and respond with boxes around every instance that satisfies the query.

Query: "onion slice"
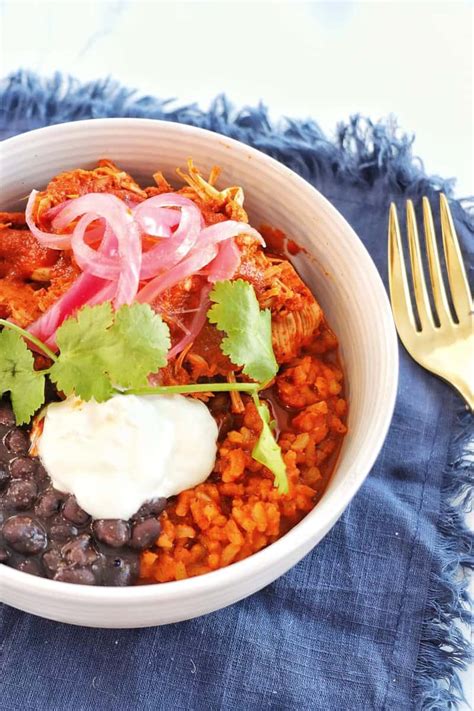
[28,227,118,346]
[135,195,202,279]
[137,244,218,303]
[197,220,264,248]
[43,200,72,221]
[53,194,141,306]
[136,219,261,303]
[25,190,72,250]
[204,239,241,283]
[29,273,110,347]
[26,189,263,349]
[167,285,212,360]
[133,205,180,238]
[69,215,120,279]
[83,280,118,309]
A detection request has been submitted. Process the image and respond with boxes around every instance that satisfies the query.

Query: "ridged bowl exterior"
[0,119,398,627]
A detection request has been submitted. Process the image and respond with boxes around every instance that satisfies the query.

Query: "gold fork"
[388,194,473,410]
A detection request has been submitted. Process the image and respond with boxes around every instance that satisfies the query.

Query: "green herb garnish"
[0,282,288,493]
[251,393,288,494]
[50,302,170,400]
[0,302,170,411]
[0,329,46,425]
[207,279,278,383]
[50,302,117,402]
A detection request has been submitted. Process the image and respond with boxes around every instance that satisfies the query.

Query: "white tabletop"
[1,0,472,705]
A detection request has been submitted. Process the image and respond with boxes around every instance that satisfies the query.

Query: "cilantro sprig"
[251,393,288,494]
[49,302,171,400]
[0,329,46,425]
[0,279,288,493]
[207,279,286,492]
[0,302,170,419]
[207,279,278,383]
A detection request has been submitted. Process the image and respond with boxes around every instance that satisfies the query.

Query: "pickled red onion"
[136,244,219,303]
[133,193,199,237]
[69,215,120,279]
[52,194,141,306]
[28,273,103,346]
[140,206,202,278]
[204,239,241,283]
[83,280,118,309]
[25,191,72,250]
[27,187,264,348]
[167,285,211,360]
[115,217,141,307]
[133,206,180,238]
[133,192,199,216]
[197,220,264,248]
[134,194,202,278]
[28,227,118,346]
[43,200,71,221]
[137,219,262,302]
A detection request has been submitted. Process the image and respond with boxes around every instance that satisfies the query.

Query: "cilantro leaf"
[50,302,116,402]
[207,279,278,383]
[105,303,171,388]
[0,329,45,424]
[251,393,288,494]
[49,302,171,401]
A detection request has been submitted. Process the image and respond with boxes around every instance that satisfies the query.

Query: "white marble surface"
[0,0,472,705]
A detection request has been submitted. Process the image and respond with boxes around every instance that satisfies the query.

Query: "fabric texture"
[0,71,472,711]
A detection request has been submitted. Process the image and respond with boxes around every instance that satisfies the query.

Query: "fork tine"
[440,194,473,322]
[406,200,434,329]
[388,203,417,336]
[422,197,453,325]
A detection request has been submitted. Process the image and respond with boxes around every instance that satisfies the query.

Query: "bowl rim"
[0,117,399,603]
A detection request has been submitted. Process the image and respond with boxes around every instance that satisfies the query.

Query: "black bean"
[42,548,61,577]
[49,521,79,542]
[2,515,47,554]
[0,403,15,427]
[13,558,43,576]
[5,479,38,510]
[54,567,96,585]
[10,456,36,479]
[0,443,9,463]
[35,463,49,487]
[130,518,161,550]
[61,534,99,567]
[93,520,130,548]
[43,538,99,577]
[98,556,139,587]
[35,489,65,518]
[0,420,152,586]
[62,496,90,526]
[4,429,29,454]
[0,464,9,490]
[132,498,167,521]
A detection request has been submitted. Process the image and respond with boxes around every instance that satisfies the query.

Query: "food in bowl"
[0,159,347,587]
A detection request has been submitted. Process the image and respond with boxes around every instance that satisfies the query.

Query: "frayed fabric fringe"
[1,70,471,208]
[0,69,473,710]
[414,405,473,710]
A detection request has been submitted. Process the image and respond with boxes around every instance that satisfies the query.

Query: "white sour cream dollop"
[38,394,218,520]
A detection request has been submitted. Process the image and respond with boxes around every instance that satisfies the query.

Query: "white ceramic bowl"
[0,119,398,627]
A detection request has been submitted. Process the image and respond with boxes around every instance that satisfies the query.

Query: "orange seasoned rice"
[140,339,347,584]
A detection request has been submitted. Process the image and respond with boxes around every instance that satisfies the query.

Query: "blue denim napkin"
[0,72,472,711]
